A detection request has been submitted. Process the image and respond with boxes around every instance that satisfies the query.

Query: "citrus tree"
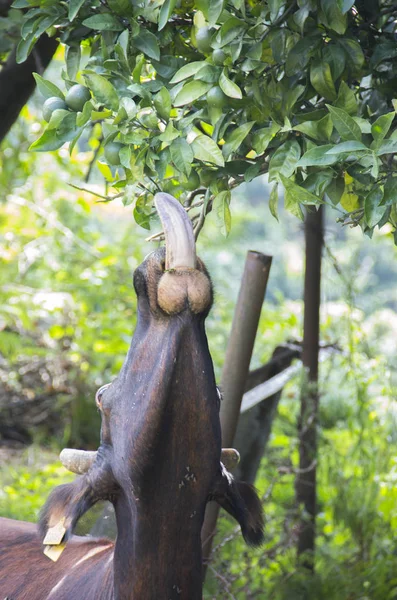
[1,0,397,237]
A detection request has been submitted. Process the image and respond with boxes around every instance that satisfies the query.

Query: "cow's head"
[40,194,263,563]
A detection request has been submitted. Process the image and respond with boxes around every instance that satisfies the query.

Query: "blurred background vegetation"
[2,53,397,600]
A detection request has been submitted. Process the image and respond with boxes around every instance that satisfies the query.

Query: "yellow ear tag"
[43,518,66,546]
[44,543,66,562]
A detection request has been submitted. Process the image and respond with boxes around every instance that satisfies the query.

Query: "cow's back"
[0,518,114,600]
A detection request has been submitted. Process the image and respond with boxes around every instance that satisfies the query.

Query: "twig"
[184,187,206,208]
[261,0,297,41]
[208,566,238,600]
[84,138,103,183]
[68,182,112,201]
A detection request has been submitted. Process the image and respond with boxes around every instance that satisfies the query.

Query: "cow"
[0,193,264,600]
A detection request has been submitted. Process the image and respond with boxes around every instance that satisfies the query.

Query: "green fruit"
[42,97,68,122]
[206,86,228,109]
[104,142,124,166]
[199,169,214,187]
[65,84,91,112]
[195,26,214,54]
[212,49,226,65]
[185,171,200,191]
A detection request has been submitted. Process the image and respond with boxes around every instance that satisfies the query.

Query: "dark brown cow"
[0,193,263,600]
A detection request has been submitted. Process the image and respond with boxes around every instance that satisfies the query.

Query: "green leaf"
[65,45,81,81]
[269,183,279,221]
[194,64,220,83]
[83,14,123,31]
[222,121,254,159]
[68,0,86,21]
[219,69,242,99]
[252,123,281,155]
[40,110,68,135]
[283,85,305,116]
[383,178,397,206]
[326,141,368,154]
[119,145,131,169]
[244,163,261,183]
[134,195,151,229]
[339,0,354,13]
[191,134,224,166]
[285,36,319,77]
[169,61,207,84]
[84,74,119,111]
[321,0,347,34]
[76,101,93,127]
[293,115,333,142]
[170,138,194,177]
[326,176,345,205]
[326,105,362,141]
[371,112,395,145]
[33,73,64,100]
[16,33,36,64]
[323,44,346,80]
[280,173,322,206]
[216,16,246,48]
[268,140,301,182]
[213,190,231,236]
[158,0,177,31]
[310,60,337,101]
[365,186,385,228]
[302,169,334,197]
[335,81,357,115]
[269,0,283,21]
[370,150,379,180]
[353,117,371,134]
[154,87,171,121]
[297,145,338,167]
[159,121,180,143]
[29,128,70,152]
[174,81,212,107]
[208,0,225,24]
[120,96,137,119]
[133,30,160,61]
[107,0,134,16]
[339,39,365,75]
[375,139,397,156]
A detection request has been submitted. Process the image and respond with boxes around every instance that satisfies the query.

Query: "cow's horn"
[59,448,97,474]
[60,447,240,475]
[154,193,196,270]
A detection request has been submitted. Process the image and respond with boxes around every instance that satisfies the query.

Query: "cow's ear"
[210,465,264,547]
[39,464,117,544]
[39,476,97,543]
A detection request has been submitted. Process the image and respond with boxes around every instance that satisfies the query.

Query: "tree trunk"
[295,206,323,570]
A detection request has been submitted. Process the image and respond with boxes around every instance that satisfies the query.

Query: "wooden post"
[296,206,323,570]
[202,251,272,570]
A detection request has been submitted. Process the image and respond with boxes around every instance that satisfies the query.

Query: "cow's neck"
[112,493,204,600]
[111,315,220,600]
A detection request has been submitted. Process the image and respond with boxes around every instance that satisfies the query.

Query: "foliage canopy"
[2,0,397,237]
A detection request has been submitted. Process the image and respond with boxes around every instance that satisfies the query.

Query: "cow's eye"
[95,383,110,408]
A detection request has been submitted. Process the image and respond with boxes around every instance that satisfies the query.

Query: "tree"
[1,0,396,239]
